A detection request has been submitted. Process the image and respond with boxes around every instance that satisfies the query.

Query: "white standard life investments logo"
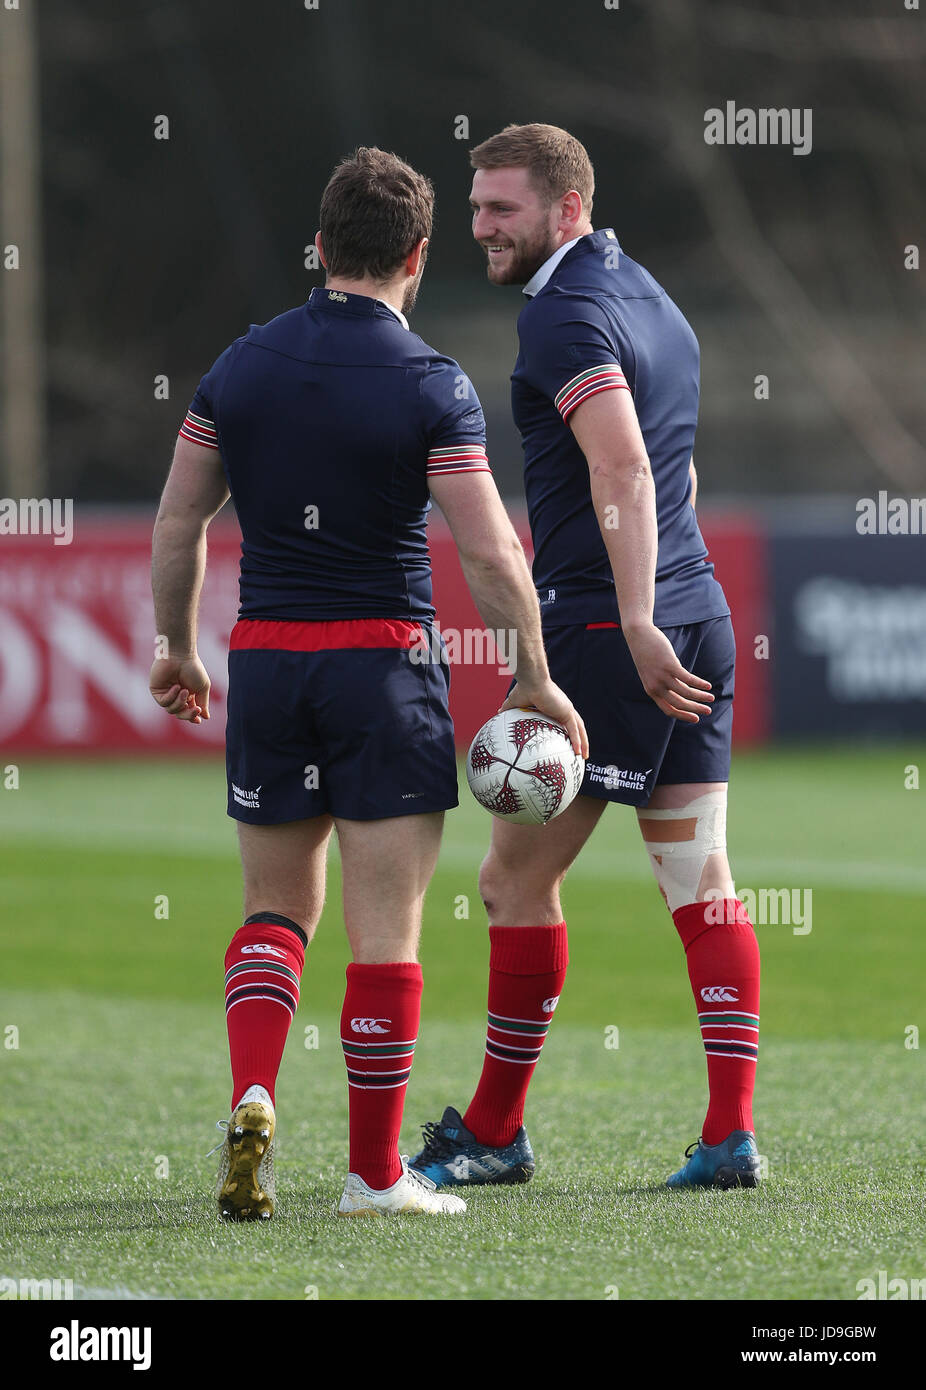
[586,763,651,793]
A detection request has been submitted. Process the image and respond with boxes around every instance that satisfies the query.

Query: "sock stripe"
[225,983,298,1015]
[486,1041,545,1063]
[697,1011,759,1025]
[346,1076,413,1090]
[345,1066,413,1085]
[478,1034,545,1050]
[225,960,302,987]
[487,1011,550,1035]
[340,1036,418,1054]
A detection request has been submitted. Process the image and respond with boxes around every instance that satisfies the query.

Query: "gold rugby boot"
[214,1098,276,1221]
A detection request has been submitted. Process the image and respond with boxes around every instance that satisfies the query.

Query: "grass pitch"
[1,745,924,1300]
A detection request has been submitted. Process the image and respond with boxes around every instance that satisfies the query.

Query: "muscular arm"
[568,391,713,723]
[149,435,230,722]
[570,386,658,633]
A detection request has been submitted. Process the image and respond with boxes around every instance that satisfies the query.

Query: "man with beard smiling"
[411,124,763,1194]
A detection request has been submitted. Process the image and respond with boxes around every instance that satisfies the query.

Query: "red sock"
[673,898,760,1145]
[340,962,422,1190]
[463,923,569,1147]
[224,914,306,1109]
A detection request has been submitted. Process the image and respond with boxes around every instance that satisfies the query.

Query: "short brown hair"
[470,123,594,215]
[319,147,434,281]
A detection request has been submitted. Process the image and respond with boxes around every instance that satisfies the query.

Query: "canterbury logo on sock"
[541,995,560,1013]
[350,1017,391,1034]
[225,928,303,1019]
[701,985,739,1002]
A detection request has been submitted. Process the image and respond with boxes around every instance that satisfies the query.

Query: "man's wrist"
[152,641,197,662]
[512,665,550,693]
[620,616,655,638]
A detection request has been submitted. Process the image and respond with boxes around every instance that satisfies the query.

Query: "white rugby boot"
[338,1156,467,1216]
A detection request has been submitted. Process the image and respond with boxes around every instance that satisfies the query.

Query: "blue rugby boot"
[409,1106,535,1187]
[666,1130,761,1190]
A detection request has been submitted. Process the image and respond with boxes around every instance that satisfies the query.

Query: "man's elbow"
[153,504,212,542]
[589,456,653,489]
[458,528,525,573]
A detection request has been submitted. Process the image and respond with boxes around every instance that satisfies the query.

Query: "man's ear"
[314,231,328,269]
[559,191,584,232]
[406,237,429,278]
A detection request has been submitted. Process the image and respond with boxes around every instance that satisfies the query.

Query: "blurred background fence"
[1,0,924,751]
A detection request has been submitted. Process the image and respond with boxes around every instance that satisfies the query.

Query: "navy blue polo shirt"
[179,287,489,621]
[512,229,729,628]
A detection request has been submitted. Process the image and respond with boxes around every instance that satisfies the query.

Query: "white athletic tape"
[637,790,728,914]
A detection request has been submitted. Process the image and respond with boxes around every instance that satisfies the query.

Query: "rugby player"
[411,124,762,1191]
[149,147,586,1219]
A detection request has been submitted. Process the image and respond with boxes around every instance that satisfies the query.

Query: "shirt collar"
[307,286,409,329]
[523,233,593,298]
[522,229,620,298]
[377,299,409,330]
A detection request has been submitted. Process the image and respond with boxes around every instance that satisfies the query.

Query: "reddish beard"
[484,224,558,285]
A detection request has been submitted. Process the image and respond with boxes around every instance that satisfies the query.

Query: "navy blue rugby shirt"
[512,229,729,629]
[178,287,489,621]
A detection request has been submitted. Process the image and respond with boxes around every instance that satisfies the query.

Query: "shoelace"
[416,1120,457,1162]
[683,1139,700,1159]
[205,1119,229,1159]
[399,1157,437,1192]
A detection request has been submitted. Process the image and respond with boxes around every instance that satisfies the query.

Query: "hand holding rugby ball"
[466,708,585,824]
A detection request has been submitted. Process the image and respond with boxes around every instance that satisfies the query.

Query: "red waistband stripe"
[229,617,425,652]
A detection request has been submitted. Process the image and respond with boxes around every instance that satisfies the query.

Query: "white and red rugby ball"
[466,708,585,825]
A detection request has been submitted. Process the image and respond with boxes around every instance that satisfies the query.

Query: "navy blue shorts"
[225,619,459,824]
[541,616,736,807]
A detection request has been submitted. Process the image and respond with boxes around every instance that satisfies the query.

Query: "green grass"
[1,746,925,1299]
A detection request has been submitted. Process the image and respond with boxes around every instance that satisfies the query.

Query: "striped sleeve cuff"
[554,364,629,421]
[426,444,490,477]
[178,410,219,449]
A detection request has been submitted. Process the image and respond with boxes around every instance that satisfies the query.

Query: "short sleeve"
[420,360,490,479]
[519,294,630,422]
[177,339,243,450]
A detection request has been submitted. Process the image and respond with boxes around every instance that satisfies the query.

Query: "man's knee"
[637,789,733,913]
[478,849,562,920]
[477,852,502,917]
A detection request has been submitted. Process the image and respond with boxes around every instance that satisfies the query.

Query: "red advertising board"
[0,510,768,754]
[0,518,239,754]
